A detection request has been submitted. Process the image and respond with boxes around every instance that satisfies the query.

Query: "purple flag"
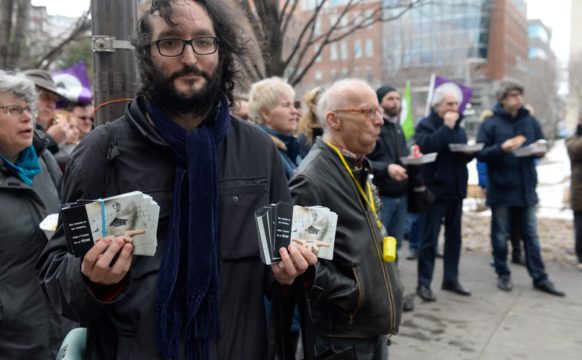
[52,62,92,104]
[427,75,473,115]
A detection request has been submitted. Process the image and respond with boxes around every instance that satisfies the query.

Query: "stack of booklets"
[61,191,160,257]
[255,202,338,265]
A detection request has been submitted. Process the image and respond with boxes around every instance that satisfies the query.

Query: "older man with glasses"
[71,103,94,140]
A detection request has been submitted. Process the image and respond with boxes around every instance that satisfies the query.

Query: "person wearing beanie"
[477,80,565,296]
[368,85,418,313]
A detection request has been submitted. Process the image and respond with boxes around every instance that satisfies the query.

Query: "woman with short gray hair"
[0,70,73,358]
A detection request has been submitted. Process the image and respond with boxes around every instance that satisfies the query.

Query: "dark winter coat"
[368,117,409,197]
[476,104,544,207]
[567,125,582,211]
[37,97,291,360]
[0,137,72,359]
[289,139,403,338]
[415,110,473,200]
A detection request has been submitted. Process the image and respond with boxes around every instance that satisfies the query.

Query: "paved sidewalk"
[390,252,582,360]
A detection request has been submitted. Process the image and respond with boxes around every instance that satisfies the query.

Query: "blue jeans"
[381,195,408,251]
[491,205,548,284]
[406,212,421,253]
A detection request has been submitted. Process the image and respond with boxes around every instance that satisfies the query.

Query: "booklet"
[60,191,159,258]
[449,143,484,153]
[513,141,548,157]
[400,152,437,165]
[255,201,338,265]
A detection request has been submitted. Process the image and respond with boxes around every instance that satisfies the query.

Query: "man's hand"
[81,236,133,286]
[388,164,408,181]
[46,120,70,144]
[443,112,459,129]
[272,243,318,285]
[501,135,527,152]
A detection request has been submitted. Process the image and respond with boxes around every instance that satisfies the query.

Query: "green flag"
[400,81,415,141]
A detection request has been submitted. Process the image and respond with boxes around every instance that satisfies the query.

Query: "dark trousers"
[417,199,463,287]
[574,211,582,263]
[315,334,388,360]
[491,205,548,284]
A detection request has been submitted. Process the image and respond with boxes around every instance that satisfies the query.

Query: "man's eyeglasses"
[78,115,94,121]
[151,37,219,57]
[333,107,383,121]
[0,104,34,116]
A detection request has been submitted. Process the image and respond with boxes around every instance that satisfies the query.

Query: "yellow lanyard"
[325,141,383,230]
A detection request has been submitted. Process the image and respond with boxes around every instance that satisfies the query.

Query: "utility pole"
[91,0,138,125]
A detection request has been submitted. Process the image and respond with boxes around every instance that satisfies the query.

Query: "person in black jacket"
[290,79,403,359]
[369,85,409,256]
[415,87,474,302]
[37,1,317,359]
[476,80,564,296]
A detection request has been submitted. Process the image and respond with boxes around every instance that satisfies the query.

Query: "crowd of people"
[0,0,577,359]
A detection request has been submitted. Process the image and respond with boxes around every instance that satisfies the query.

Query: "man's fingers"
[110,243,133,277]
[94,237,125,270]
[82,237,112,270]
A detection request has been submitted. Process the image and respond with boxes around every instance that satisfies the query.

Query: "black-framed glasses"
[333,107,383,121]
[151,37,219,57]
[78,115,94,122]
[0,104,34,116]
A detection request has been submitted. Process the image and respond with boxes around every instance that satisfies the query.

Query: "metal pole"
[91,0,138,125]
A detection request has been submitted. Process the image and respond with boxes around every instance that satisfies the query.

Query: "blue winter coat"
[415,109,473,200]
[476,104,544,206]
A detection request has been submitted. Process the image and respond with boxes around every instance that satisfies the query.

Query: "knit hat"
[23,69,59,95]
[376,85,398,103]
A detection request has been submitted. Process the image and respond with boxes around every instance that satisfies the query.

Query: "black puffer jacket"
[289,139,403,338]
[0,137,73,359]
[37,97,290,359]
[368,117,409,197]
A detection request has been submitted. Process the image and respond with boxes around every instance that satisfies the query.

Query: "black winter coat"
[415,110,473,200]
[368,117,409,197]
[37,98,291,360]
[476,104,544,207]
[289,139,403,338]
[0,138,72,359]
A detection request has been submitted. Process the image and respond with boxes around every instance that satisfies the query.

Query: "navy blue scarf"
[148,97,230,360]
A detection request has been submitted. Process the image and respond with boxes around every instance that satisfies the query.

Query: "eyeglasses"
[151,37,219,57]
[0,104,34,116]
[333,107,383,121]
[78,115,94,121]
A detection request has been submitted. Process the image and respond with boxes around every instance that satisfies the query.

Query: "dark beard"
[147,65,222,118]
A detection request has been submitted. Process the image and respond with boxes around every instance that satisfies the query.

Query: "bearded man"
[38,1,316,359]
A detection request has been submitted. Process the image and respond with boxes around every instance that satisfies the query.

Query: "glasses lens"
[158,39,184,56]
[192,37,216,55]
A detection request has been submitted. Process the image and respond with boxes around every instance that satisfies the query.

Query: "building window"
[314,44,322,62]
[340,41,348,60]
[314,70,323,82]
[365,39,373,57]
[330,43,338,61]
[354,39,362,59]
[330,69,337,80]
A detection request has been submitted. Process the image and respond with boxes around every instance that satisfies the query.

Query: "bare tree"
[238,0,428,87]
[0,0,30,69]
[0,0,91,70]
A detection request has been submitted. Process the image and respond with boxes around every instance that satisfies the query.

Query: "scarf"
[148,97,230,360]
[0,145,40,186]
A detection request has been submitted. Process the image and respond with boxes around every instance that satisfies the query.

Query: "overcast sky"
[31,0,571,62]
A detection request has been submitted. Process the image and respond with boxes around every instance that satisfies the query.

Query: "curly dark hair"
[131,0,247,105]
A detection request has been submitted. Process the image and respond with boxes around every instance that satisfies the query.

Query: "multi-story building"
[568,0,582,129]
[297,0,530,137]
[526,19,560,138]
